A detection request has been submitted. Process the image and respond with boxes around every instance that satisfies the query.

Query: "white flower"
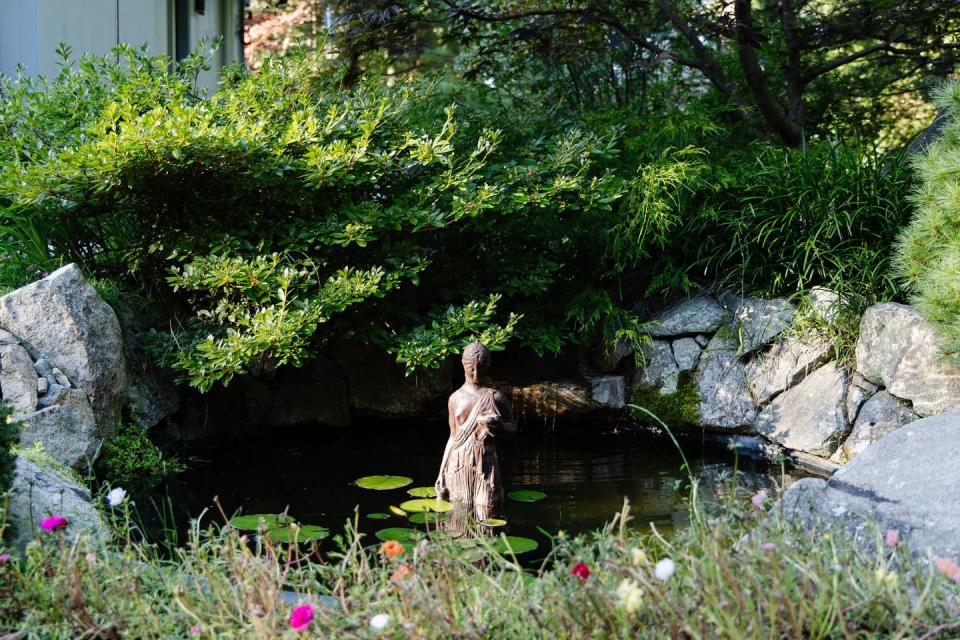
[630,548,648,566]
[616,579,643,614]
[107,487,127,507]
[370,613,391,630]
[654,558,675,581]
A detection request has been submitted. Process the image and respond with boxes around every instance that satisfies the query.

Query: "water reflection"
[156,421,804,545]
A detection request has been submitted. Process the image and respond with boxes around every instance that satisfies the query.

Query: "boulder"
[0,265,127,430]
[592,338,634,373]
[839,391,917,461]
[0,343,38,415]
[325,342,450,418]
[695,333,757,430]
[636,340,679,394]
[648,297,729,337]
[8,455,108,553]
[725,296,796,354]
[856,303,960,416]
[746,336,834,405]
[588,375,626,409]
[510,381,598,420]
[775,409,960,559]
[808,287,843,324]
[845,373,878,423]
[18,389,101,470]
[671,337,702,372]
[754,362,847,456]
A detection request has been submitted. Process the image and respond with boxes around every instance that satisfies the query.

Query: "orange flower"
[380,540,405,559]
[935,557,960,582]
[390,563,411,583]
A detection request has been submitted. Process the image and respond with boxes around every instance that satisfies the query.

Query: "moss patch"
[629,371,701,428]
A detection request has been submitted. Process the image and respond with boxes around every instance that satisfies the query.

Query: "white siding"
[37,0,118,77]
[1,0,241,85]
[0,0,40,77]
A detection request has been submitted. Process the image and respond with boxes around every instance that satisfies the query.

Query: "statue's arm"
[446,394,457,437]
[493,390,517,438]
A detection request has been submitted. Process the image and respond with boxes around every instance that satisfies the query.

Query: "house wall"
[0,0,241,91]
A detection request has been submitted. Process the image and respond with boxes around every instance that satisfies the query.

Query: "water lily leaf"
[400,498,453,513]
[408,511,449,525]
[493,536,538,555]
[266,525,329,543]
[507,490,547,503]
[407,486,438,498]
[229,514,293,531]
[375,527,424,545]
[479,518,507,527]
[355,475,413,490]
[366,513,391,520]
[389,505,407,516]
[428,529,463,540]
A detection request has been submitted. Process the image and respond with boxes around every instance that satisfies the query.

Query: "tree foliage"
[321,0,958,146]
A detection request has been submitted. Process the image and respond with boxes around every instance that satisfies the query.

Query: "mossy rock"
[629,371,701,428]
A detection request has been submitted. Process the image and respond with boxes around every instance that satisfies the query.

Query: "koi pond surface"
[158,420,806,554]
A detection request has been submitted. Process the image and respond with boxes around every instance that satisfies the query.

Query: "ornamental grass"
[1,482,959,639]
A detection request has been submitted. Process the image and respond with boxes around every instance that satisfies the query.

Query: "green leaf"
[399,498,454,513]
[407,486,437,498]
[408,511,449,525]
[507,490,547,503]
[228,513,294,531]
[479,518,507,527]
[366,513,391,520]
[265,524,329,543]
[374,527,425,545]
[493,535,539,555]
[355,475,413,490]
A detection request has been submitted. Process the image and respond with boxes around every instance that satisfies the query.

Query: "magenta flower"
[289,603,314,631]
[751,489,768,509]
[762,542,776,553]
[0,553,11,564]
[885,528,900,548]
[39,515,69,531]
[570,562,590,581]
[190,625,201,635]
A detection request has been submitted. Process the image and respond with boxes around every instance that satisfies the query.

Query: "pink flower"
[39,516,68,531]
[762,542,776,553]
[289,603,314,631]
[0,553,11,564]
[935,557,960,582]
[751,490,768,509]
[570,562,590,581]
[885,529,900,548]
[190,625,201,635]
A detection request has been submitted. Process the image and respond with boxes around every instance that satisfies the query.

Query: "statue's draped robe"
[435,389,502,511]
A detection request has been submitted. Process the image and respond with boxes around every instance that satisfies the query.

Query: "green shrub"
[0,403,15,496]
[97,424,184,494]
[0,47,704,390]
[896,82,960,356]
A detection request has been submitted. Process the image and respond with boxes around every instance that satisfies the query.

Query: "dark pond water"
[153,420,805,551]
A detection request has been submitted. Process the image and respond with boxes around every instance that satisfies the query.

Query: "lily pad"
[266,525,329,543]
[408,511,449,525]
[428,529,464,541]
[355,475,413,490]
[507,490,547,503]
[366,513,391,520]
[479,518,507,527]
[374,527,424,546]
[399,498,454,513]
[493,536,539,555]
[389,505,408,516]
[407,486,438,498]
[228,513,293,531]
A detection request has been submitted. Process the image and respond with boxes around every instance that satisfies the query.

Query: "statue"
[435,342,516,517]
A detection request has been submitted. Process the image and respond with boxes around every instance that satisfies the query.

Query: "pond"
[155,420,806,554]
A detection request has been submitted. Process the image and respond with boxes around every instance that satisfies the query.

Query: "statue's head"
[461,341,491,384]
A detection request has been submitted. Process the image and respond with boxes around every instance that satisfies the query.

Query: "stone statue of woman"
[435,342,516,514]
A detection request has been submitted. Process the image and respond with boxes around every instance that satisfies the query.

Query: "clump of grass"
[2,477,959,638]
